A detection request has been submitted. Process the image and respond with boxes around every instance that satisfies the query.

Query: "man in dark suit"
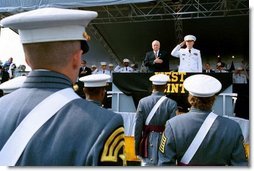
[144,40,169,72]
[0,65,10,83]
[203,63,215,73]
[76,59,92,98]
[79,59,92,77]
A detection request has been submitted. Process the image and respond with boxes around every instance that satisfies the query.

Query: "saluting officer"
[0,8,125,166]
[134,74,177,166]
[158,74,248,166]
[171,35,202,72]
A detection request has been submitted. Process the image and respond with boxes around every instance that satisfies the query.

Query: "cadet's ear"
[72,49,83,70]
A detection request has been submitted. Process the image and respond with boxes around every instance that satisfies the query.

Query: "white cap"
[183,74,222,97]
[149,74,169,85]
[79,74,111,87]
[0,8,98,53]
[108,63,114,67]
[123,58,130,63]
[0,76,27,94]
[184,35,196,41]
[91,65,97,68]
[100,62,107,66]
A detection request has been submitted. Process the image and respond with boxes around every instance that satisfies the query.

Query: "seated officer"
[158,74,248,166]
[114,58,134,73]
[79,74,110,107]
[0,8,125,166]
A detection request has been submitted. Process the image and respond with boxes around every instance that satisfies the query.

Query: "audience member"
[233,67,247,84]
[0,65,10,83]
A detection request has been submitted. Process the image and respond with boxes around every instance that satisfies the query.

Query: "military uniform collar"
[151,91,165,96]
[189,107,212,114]
[22,70,72,89]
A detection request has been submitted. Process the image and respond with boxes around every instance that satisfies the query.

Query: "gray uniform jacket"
[0,70,125,166]
[158,108,248,166]
[134,91,177,165]
[171,45,202,72]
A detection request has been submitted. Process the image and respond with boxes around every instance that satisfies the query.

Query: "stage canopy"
[0,0,154,12]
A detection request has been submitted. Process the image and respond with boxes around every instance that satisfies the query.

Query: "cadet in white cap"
[134,74,177,166]
[158,74,248,166]
[0,76,27,95]
[0,8,125,166]
[171,35,202,72]
[80,74,110,107]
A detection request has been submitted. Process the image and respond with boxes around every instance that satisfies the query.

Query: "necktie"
[126,67,127,71]
[189,49,191,53]
[154,51,158,58]
[103,70,105,74]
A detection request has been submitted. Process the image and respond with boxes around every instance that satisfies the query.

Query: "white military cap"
[0,8,98,53]
[236,67,243,70]
[100,62,107,65]
[183,74,222,97]
[91,65,97,68]
[79,74,111,87]
[123,58,130,63]
[149,74,169,85]
[184,35,196,41]
[108,63,114,67]
[0,76,27,94]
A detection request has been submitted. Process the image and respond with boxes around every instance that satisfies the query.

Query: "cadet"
[158,74,248,166]
[134,74,177,166]
[171,35,202,72]
[80,74,110,107]
[0,8,125,166]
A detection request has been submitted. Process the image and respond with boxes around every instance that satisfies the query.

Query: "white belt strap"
[145,96,167,125]
[180,112,218,164]
[0,88,80,166]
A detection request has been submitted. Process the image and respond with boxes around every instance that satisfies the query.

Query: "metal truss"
[81,0,249,25]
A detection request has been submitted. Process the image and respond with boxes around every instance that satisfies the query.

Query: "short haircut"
[23,40,81,69]
[188,94,216,111]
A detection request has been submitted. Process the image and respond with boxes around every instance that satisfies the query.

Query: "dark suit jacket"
[202,69,215,73]
[0,70,10,83]
[144,50,169,72]
[79,66,92,77]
